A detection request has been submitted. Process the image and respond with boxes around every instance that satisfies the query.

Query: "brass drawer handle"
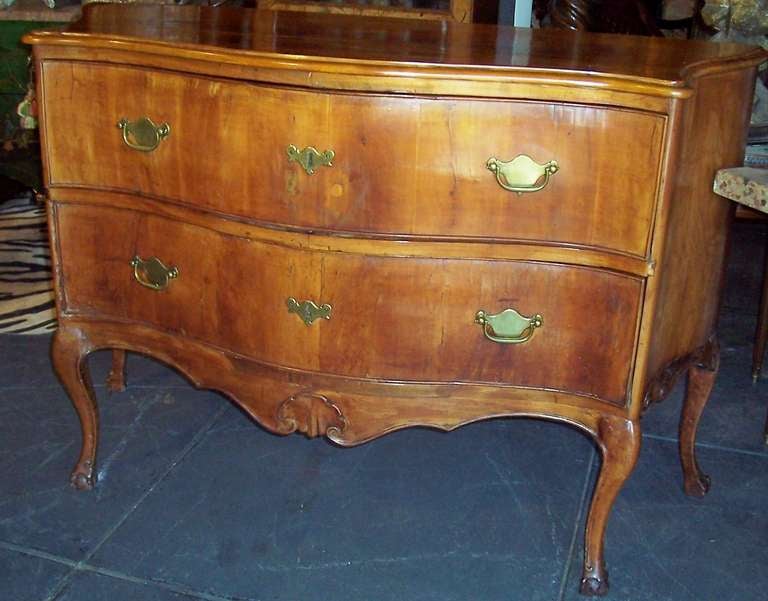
[475,308,543,344]
[130,256,179,291]
[287,145,334,175]
[118,116,170,152]
[486,154,559,194]
[287,297,332,326]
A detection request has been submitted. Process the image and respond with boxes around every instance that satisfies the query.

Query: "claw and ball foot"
[51,326,99,490]
[680,339,719,498]
[579,416,641,596]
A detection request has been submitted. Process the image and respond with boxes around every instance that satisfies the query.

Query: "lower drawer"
[54,204,643,405]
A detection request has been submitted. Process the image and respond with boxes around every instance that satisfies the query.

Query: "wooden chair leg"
[764,406,768,446]
[680,339,719,497]
[106,349,127,392]
[752,233,768,382]
[51,326,99,490]
[579,416,641,596]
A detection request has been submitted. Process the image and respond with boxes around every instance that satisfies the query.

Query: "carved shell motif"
[276,392,347,439]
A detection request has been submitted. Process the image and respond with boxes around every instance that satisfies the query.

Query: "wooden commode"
[24,5,765,596]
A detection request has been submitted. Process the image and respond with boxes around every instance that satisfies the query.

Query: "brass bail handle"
[475,308,543,344]
[486,154,559,194]
[131,256,179,291]
[118,116,170,152]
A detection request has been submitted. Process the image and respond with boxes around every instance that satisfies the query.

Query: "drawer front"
[56,204,642,404]
[43,62,664,257]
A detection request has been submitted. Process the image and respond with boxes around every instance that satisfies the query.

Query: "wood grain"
[25,5,766,596]
[54,202,641,404]
[43,62,664,257]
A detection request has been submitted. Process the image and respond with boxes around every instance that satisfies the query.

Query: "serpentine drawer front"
[55,203,641,404]
[26,4,765,597]
[42,61,664,257]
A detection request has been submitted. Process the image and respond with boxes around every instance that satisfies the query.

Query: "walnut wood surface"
[641,68,758,405]
[106,349,126,393]
[680,338,719,497]
[42,62,664,257]
[26,4,766,597]
[24,5,764,95]
[54,202,641,404]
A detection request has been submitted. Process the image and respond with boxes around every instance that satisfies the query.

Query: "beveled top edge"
[23,4,767,95]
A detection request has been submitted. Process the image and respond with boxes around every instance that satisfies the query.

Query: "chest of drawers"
[25,5,765,596]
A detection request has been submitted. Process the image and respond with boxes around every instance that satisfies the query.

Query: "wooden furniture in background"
[534,0,699,35]
[25,5,764,596]
[258,0,475,22]
[714,167,768,443]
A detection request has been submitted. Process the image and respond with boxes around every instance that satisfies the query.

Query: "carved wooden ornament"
[276,392,347,439]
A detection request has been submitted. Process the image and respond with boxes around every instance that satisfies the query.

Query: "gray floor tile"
[0,385,223,559]
[0,334,116,390]
[561,438,768,601]
[117,353,193,388]
[54,570,207,601]
[90,418,594,601]
[0,334,59,389]
[0,333,190,390]
[0,547,71,601]
[642,337,768,454]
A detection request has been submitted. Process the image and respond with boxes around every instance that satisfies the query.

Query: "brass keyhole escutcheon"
[287,298,332,326]
[287,145,335,175]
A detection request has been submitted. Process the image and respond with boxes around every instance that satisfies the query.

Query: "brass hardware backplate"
[118,116,170,152]
[486,154,559,194]
[475,308,543,344]
[130,255,179,291]
[287,297,332,326]
[287,145,334,175]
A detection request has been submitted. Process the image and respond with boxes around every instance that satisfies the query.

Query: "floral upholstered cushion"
[714,167,768,213]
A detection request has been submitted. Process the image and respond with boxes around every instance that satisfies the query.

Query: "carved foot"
[579,562,609,596]
[106,349,127,392]
[680,337,719,498]
[70,460,96,490]
[581,416,640,597]
[52,326,98,491]
[683,473,711,498]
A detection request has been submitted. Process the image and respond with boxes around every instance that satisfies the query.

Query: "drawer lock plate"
[287,298,332,326]
[287,145,335,175]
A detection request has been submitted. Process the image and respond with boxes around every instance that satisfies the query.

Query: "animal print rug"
[0,195,56,334]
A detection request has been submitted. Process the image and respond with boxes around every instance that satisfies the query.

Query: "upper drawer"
[42,62,665,257]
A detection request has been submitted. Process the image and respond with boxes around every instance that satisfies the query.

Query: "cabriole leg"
[680,338,719,497]
[580,416,641,596]
[51,326,98,490]
[106,349,127,392]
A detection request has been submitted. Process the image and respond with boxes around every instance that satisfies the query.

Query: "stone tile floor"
[2,222,768,601]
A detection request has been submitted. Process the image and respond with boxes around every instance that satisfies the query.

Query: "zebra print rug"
[0,195,56,334]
